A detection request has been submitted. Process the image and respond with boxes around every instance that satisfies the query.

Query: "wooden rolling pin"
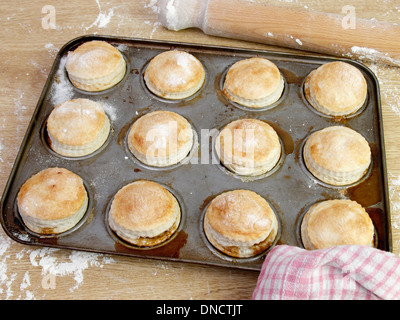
[157,0,400,67]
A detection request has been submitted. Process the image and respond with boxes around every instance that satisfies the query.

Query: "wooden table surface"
[1,0,400,300]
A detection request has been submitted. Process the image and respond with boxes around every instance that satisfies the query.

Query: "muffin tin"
[0,35,391,271]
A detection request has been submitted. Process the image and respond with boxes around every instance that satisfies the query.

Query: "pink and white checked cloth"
[253,245,400,300]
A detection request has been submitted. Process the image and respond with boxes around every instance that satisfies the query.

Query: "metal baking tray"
[0,35,391,271]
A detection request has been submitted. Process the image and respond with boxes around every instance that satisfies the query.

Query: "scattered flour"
[0,227,114,300]
[85,0,115,30]
[101,102,118,122]
[347,46,400,67]
[29,248,114,293]
[44,43,59,58]
[389,173,400,215]
[143,0,163,38]
[368,62,400,117]
[116,43,129,53]
[36,0,161,39]
[49,56,75,106]
[388,173,400,255]
[13,89,28,136]
[144,0,159,14]
[0,233,16,299]
[295,38,303,46]
[144,20,162,39]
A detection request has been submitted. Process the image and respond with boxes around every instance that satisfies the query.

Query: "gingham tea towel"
[252,245,400,300]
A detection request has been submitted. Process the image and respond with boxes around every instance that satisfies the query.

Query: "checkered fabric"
[253,245,400,300]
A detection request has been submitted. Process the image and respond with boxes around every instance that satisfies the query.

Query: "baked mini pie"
[301,199,374,250]
[303,126,371,186]
[108,180,181,247]
[143,50,205,100]
[215,119,281,176]
[127,110,194,167]
[304,61,367,116]
[223,57,284,108]
[17,167,88,235]
[65,40,126,92]
[46,98,110,157]
[204,189,278,258]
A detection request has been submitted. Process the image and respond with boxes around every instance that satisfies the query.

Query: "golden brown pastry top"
[217,119,281,165]
[302,199,374,249]
[17,168,87,220]
[109,180,178,232]
[305,126,371,173]
[47,98,107,146]
[144,50,205,94]
[308,61,367,113]
[128,110,192,157]
[205,190,275,242]
[223,57,282,100]
[65,40,124,80]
